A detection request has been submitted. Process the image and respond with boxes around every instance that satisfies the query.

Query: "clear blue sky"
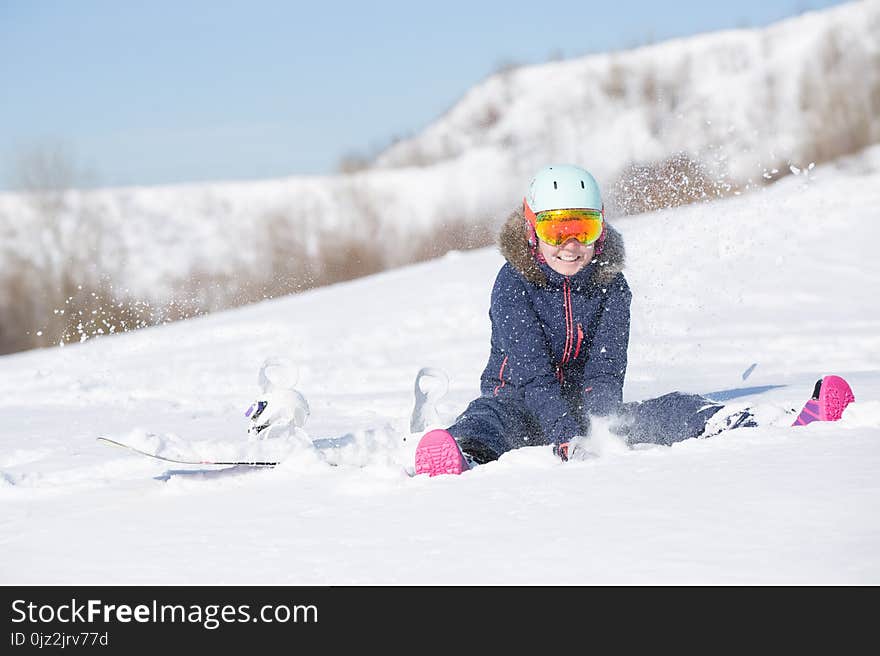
[0,0,849,190]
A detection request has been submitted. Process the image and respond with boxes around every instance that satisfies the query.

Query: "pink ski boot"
[792,375,855,426]
[414,429,469,476]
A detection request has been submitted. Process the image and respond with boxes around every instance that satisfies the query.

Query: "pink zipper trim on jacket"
[557,279,575,383]
[573,323,584,359]
[494,355,509,396]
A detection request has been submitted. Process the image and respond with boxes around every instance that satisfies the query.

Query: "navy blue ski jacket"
[478,208,631,445]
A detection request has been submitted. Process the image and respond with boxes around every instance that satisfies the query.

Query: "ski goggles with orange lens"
[534,209,604,246]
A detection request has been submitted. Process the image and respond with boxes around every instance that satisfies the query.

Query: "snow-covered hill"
[376,0,880,186]
[1,1,877,309]
[1,146,878,584]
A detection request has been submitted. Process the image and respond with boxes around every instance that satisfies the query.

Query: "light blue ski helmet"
[523,164,606,253]
[524,164,603,214]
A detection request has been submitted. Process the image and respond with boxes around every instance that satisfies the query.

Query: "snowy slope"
[1,146,878,584]
[376,0,880,185]
[1,1,877,303]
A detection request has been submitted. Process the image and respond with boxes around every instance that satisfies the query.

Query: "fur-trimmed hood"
[498,207,626,288]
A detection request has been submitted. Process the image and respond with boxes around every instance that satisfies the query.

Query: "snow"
[1,1,877,303]
[1,148,879,584]
[376,1,880,181]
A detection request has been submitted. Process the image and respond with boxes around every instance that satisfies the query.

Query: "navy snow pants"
[447,392,724,462]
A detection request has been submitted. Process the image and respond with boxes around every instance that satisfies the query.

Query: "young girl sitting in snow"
[413,164,855,476]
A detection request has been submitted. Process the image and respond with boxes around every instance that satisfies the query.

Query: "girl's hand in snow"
[553,442,570,462]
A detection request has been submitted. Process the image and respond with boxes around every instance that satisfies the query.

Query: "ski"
[97,437,279,467]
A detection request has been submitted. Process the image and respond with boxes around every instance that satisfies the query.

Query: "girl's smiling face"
[538,237,594,276]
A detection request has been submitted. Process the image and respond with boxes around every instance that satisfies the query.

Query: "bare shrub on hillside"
[798,27,880,165]
[55,284,160,344]
[0,194,499,355]
[337,152,373,174]
[408,216,496,264]
[162,209,322,319]
[641,67,658,105]
[313,183,387,284]
[382,141,435,168]
[601,58,628,99]
[0,145,137,353]
[0,244,161,353]
[0,144,196,354]
[11,142,80,203]
[259,210,319,297]
[0,254,42,354]
[478,103,502,131]
[493,58,522,77]
[171,268,248,318]
[315,238,386,285]
[610,151,738,217]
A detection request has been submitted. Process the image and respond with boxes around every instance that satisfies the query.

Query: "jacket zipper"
[573,323,584,360]
[493,355,509,396]
[557,279,575,382]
